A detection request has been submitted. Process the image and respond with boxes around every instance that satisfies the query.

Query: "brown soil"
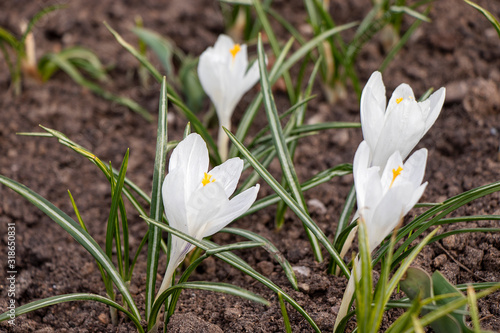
[0,0,499,332]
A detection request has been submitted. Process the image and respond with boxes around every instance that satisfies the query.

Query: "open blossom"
[360,71,445,169]
[353,140,428,251]
[197,34,260,160]
[158,133,260,293]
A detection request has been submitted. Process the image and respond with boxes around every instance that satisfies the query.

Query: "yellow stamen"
[230,44,241,60]
[201,172,215,186]
[390,166,403,188]
[396,97,403,104]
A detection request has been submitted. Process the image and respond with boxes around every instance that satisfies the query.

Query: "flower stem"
[218,123,230,161]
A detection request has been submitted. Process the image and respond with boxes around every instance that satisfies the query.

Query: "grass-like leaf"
[230,22,356,159]
[164,240,265,323]
[221,227,298,290]
[145,77,168,318]
[0,293,143,332]
[37,52,153,121]
[149,281,269,330]
[142,216,321,332]
[0,175,140,319]
[374,181,500,266]
[464,0,500,38]
[278,292,292,333]
[105,150,129,273]
[224,128,351,278]
[257,34,323,262]
[104,22,219,162]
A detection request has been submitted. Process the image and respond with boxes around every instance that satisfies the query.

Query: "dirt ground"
[0,0,499,332]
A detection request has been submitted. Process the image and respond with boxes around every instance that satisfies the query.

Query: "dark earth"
[0,0,499,332]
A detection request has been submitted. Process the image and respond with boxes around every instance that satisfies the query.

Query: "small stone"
[445,80,468,104]
[442,234,458,250]
[298,283,310,293]
[81,262,95,276]
[308,198,327,215]
[224,307,242,321]
[464,246,483,270]
[256,261,274,276]
[98,312,109,325]
[292,265,311,277]
[433,254,447,268]
[167,313,223,332]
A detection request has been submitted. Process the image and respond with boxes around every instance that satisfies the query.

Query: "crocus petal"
[357,168,383,225]
[403,182,427,214]
[168,134,209,195]
[366,185,409,251]
[353,141,372,180]
[422,87,446,134]
[162,168,188,231]
[380,150,404,190]
[360,72,386,154]
[187,181,229,236]
[208,157,244,197]
[198,55,231,121]
[202,184,260,238]
[371,100,426,167]
[401,148,428,188]
[233,44,249,75]
[387,83,415,111]
[213,34,235,57]
[353,141,381,210]
[239,60,260,96]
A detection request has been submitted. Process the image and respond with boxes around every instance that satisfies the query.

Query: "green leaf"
[145,77,168,318]
[224,128,351,278]
[104,21,162,82]
[0,27,19,49]
[0,175,140,319]
[141,216,321,332]
[150,281,269,330]
[354,218,373,332]
[415,283,500,333]
[21,4,65,44]
[253,0,296,102]
[221,227,298,290]
[131,27,174,75]
[278,292,292,333]
[389,6,431,22]
[400,267,496,333]
[164,240,265,323]
[37,52,153,121]
[105,150,129,266]
[0,293,143,332]
[38,46,107,82]
[229,22,357,159]
[464,0,500,38]
[68,190,114,298]
[257,34,323,262]
[375,181,500,266]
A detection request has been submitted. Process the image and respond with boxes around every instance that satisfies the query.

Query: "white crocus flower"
[198,34,260,160]
[337,72,444,274]
[334,140,428,331]
[360,71,445,169]
[157,133,260,297]
[353,140,428,251]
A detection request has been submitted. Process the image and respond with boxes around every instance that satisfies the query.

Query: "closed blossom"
[360,71,445,169]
